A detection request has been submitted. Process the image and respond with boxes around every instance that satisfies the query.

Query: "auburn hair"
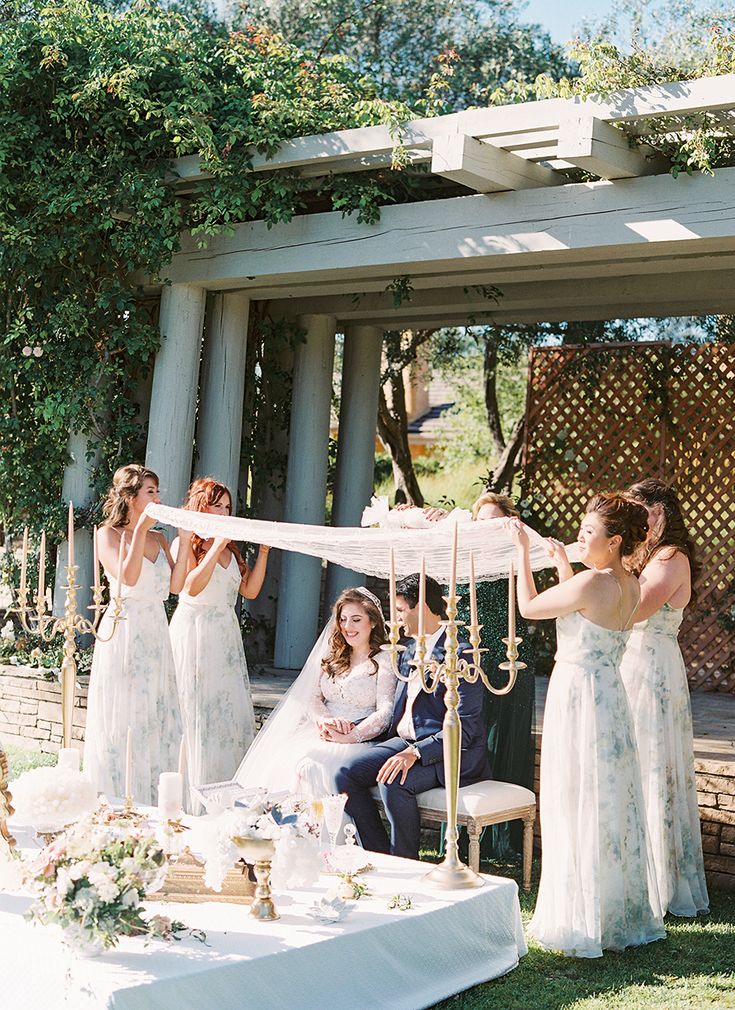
[102,464,159,528]
[183,477,247,577]
[322,589,387,679]
[626,479,700,604]
[585,492,649,558]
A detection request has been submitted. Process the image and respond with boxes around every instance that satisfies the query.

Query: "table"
[3,826,527,1010]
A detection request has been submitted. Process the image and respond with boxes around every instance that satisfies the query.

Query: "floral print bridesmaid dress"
[620,604,709,916]
[170,554,256,805]
[529,611,665,957]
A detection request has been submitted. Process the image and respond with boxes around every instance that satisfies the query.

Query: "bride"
[236,587,397,797]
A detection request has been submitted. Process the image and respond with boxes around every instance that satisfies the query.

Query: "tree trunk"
[487,415,525,493]
[483,338,505,456]
[377,384,424,506]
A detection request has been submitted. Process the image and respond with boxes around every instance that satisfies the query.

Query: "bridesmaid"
[508,494,664,957]
[169,478,270,803]
[84,464,188,805]
[620,479,709,916]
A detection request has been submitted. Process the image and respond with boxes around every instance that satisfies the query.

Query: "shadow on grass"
[431,857,735,1010]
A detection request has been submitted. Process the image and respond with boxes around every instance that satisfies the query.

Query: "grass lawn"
[433,856,735,1010]
[5,744,55,778]
[7,747,735,1008]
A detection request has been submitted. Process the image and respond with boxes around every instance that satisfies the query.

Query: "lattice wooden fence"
[521,341,735,693]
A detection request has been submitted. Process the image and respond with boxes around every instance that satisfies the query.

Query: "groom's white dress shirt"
[396,626,444,742]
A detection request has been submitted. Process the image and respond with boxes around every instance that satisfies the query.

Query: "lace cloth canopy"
[146,501,581,582]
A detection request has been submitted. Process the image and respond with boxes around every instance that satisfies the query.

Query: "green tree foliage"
[0,0,413,537]
[243,0,570,112]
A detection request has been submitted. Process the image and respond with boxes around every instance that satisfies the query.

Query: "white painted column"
[196,292,250,502]
[53,432,99,619]
[145,283,206,509]
[324,324,383,611]
[273,315,336,669]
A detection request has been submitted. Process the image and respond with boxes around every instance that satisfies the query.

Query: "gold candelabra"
[385,525,526,890]
[10,503,125,750]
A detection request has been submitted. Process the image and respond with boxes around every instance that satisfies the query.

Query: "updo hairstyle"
[585,492,649,558]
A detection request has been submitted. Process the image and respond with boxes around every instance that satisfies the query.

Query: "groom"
[335,573,491,860]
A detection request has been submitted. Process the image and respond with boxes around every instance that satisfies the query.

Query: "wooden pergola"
[65,74,735,670]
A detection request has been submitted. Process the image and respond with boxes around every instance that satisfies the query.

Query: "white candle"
[67,501,74,568]
[389,548,396,625]
[178,735,186,778]
[125,726,132,800]
[158,772,183,820]
[57,747,81,772]
[93,526,101,593]
[469,552,478,626]
[38,530,46,603]
[418,555,426,638]
[20,527,28,595]
[115,533,125,599]
[508,562,516,641]
[449,522,458,599]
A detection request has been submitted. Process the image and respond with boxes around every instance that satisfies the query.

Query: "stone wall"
[696,758,735,893]
[0,664,87,755]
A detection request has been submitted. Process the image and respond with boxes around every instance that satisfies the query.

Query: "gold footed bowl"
[231,836,279,921]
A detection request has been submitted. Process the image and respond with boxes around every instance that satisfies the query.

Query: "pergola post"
[273,314,336,669]
[196,291,250,503]
[145,283,206,510]
[324,324,383,612]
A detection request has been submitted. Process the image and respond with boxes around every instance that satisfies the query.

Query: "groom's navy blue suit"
[334,630,491,859]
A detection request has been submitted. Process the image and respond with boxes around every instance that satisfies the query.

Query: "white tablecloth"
[4,828,527,1010]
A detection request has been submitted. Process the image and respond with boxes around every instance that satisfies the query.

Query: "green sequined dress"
[456,579,536,859]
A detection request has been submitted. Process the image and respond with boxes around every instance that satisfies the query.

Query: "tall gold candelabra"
[385,526,526,890]
[10,503,124,749]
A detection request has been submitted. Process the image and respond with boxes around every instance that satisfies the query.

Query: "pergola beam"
[431,134,561,192]
[269,267,735,328]
[556,116,662,179]
[161,167,735,294]
[173,74,735,184]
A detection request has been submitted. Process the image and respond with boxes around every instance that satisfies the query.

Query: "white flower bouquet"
[25,807,182,953]
[201,791,321,893]
[10,766,98,832]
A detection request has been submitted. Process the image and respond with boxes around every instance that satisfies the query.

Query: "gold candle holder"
[9,503,125,749]
[384,541,524,889]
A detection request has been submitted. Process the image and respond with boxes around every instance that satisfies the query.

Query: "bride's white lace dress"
[529,611,665,957]
[295,650,397,796]
[620,604,709,916]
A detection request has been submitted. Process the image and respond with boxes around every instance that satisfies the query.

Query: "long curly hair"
[626,479,700,603]
[321,588,388,679]
[183,477,247,577]
[102,464,159,528]
[585,492,649,558]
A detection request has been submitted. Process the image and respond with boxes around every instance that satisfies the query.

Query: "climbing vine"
[0,0,414,540]
[488,27,735,177]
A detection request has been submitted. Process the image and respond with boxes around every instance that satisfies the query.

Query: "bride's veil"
[234,621,333,793]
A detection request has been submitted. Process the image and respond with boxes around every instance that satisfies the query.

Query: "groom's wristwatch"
[407,744,421,763]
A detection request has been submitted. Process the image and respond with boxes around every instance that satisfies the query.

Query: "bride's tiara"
[354,585,384,615]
